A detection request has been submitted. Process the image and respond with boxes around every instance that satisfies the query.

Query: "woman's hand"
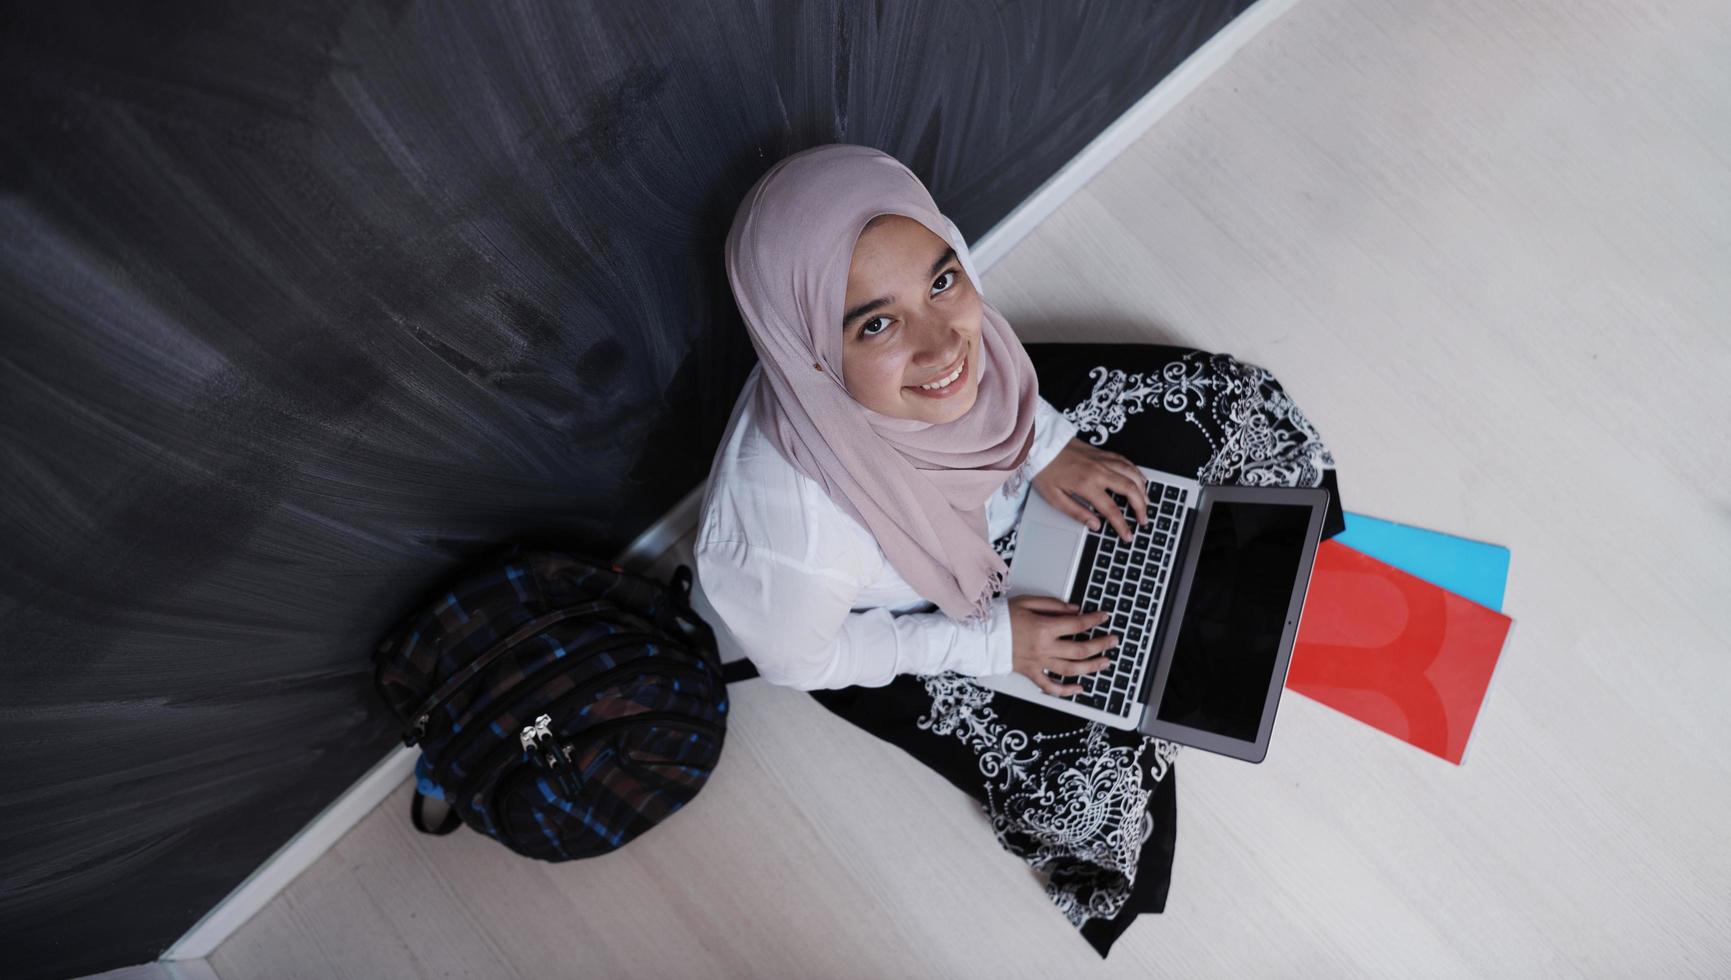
[1009,594,1117,696]
[1030,437,1150,542]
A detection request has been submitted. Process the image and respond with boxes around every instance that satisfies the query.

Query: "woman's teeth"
[918,361,964,389]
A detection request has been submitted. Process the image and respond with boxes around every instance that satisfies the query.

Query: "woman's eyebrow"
[843,245,959,328]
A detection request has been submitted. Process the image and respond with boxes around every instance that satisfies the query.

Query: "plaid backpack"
[373,546,758,861]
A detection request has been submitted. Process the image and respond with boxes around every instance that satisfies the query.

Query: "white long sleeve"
[694,363,1076,691]
[1003,394,1080,501]
[694,537,1014,690]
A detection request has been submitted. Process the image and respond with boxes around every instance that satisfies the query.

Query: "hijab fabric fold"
[723,144,1039,625]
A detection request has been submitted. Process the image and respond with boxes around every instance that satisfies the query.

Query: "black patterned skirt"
[807,342,1347,957]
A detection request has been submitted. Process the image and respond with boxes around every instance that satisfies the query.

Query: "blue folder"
[1333,512,1510,611]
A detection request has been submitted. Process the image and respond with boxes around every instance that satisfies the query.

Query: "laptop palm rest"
[1000,519,1082,608]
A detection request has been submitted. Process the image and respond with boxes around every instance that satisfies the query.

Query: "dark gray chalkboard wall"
[0,2,1253,975]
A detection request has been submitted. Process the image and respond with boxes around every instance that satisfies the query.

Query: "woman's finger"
[1092,458,1146,527]
[1065,609,1110,636]
[1035,668,1083,697]
[1062,489,1106,532]
[1053,651,1114,680]
[1113,461,1150,525]
[1072,655,1112,679]
[1052,635,1118,665]
[1067,503,1100,532]
[1088,487,1135,542]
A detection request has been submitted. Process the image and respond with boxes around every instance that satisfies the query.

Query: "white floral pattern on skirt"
[916,664,1179,926]
[912,350,1335,928]
[1062,350,1336,486]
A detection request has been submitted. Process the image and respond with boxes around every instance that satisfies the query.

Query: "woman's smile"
[904,346,970,398]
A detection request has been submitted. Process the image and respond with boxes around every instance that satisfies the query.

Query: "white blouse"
[694,364,1080,690]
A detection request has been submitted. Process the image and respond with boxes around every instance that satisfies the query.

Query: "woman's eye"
[858,269,960,339]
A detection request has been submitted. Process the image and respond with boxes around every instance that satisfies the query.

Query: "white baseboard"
[160,0,1292,961]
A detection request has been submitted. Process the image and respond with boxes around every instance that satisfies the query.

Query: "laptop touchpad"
[1004,521,1083,604]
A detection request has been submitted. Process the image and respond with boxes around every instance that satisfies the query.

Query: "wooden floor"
[209,0,1731,975]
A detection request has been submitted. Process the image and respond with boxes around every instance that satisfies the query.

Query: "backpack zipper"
[439,654,720,805]
[402,598,706,746]
[430,631,696,766]
[486,709,724,842]
[402,600,615,745]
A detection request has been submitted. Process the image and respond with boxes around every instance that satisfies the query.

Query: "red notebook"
[1285,541,1513,765]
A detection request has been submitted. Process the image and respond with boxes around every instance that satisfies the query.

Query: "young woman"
[696,144,1345,956]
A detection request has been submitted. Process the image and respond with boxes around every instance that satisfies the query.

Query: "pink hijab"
[723,144,1039,626]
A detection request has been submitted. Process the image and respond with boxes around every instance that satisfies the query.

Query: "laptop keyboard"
[1055,478,1191,718]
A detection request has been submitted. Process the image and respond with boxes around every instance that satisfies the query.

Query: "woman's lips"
[905,349,970,398]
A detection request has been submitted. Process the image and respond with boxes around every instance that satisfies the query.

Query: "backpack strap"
[671,564,753,684]
[410,790,463,836]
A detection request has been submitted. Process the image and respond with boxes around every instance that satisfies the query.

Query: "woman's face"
[840,214,984,423]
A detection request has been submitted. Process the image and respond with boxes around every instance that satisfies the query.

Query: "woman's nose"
[913,324,964,365]
[917,346,959,369]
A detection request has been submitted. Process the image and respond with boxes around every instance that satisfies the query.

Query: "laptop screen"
[1153,500,1313,742]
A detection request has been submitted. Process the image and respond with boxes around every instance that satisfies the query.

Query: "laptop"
[976,466,1330,763]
